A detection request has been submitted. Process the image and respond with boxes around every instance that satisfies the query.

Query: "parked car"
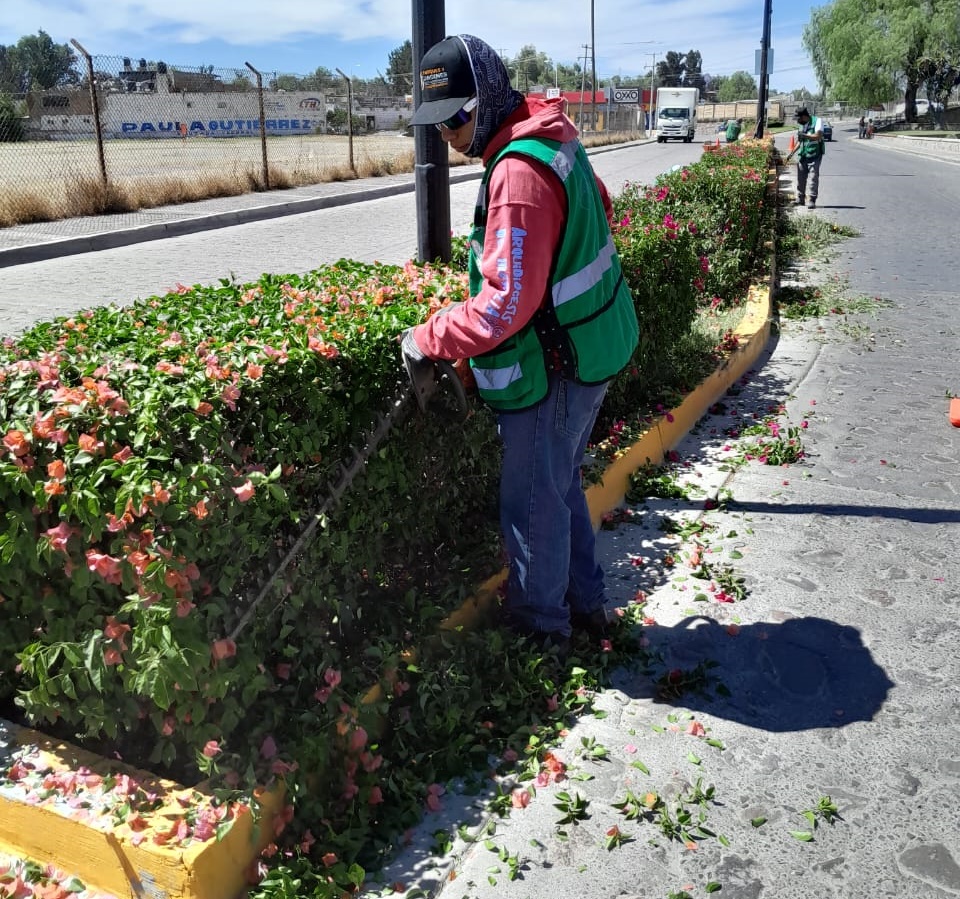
[821,120,833,141]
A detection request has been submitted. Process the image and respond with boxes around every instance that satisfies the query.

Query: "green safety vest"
[798,116,825,160]
[467,137,639,412]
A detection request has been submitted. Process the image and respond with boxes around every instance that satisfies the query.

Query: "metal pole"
[590,0,598,131]
[245,63,270,189]
[649,54,657,136]
[578,45,588,137]
[70,39,107,186]
[412,0,450,263]
[335,68,355,172]
[755,0,772,138]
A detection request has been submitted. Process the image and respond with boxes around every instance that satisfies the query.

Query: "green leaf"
[750,816,767,828]
[791,830,815,842]
[706,882,722,893]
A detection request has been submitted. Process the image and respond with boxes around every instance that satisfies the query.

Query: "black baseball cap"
[794,107,810,118]
[410,36,477,126]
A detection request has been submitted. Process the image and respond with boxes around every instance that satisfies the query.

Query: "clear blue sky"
[1,1,822,92]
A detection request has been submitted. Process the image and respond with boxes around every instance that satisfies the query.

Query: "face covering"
[455,34,524,158]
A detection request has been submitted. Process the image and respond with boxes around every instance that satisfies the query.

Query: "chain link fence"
[0,46,417,228]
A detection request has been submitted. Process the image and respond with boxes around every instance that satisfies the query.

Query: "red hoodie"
[411,97,614,362]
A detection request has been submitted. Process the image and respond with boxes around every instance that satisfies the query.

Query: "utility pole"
[590,0,598,131]
[578,44,590,136]
[649,53,657,135]
[411,0,450,263]
[755,0,773,138]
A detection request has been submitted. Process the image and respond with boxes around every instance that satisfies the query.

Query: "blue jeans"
[497,375,609,637]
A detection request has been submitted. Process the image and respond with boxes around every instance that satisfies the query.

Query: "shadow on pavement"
[616,614,895,731]
[727,500,960,524]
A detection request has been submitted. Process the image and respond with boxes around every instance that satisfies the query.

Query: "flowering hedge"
[1,139,775,895]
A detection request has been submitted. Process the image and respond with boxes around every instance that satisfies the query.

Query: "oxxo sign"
[612,87,640,104]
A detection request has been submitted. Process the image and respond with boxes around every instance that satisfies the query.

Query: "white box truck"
[656,87,698,142]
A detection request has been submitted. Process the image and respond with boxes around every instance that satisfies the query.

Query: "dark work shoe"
[808,201,817,209]
[795,197,805,206]
[571,607,614,638]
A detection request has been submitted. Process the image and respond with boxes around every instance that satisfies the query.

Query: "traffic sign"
[612,87,640,104]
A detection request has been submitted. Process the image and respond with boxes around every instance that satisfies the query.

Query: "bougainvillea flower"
[211,638,237,661]
[3,429,29,457]
[511,789,531,809]
[232,480,255,502]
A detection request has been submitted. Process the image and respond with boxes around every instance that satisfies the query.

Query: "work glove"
[401,329,440,413]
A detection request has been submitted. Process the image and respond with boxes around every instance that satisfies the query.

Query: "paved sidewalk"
[2,131,958,899]
[0,165,486,267]
[360,133,960,899]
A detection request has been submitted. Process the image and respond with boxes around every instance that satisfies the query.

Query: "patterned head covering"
[455,35,524,158]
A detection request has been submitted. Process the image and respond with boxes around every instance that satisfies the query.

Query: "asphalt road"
[368,126,960,898]
[0,136,705,336]
[1,124,959,897]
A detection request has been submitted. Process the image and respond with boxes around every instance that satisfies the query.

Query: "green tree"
[386,40,413,96]
[803,0,960,121]
[509,45,551,91]
[0,92,24,141]
[1,30,78,92]
[657,51,686,87]
[718,70,758,101]
[682,50,705,95]
[272,74,305,91]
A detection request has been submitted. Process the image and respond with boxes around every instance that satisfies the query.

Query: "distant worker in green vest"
[725,117,743,143]
[400,34,639,657]
[794,107,825,209]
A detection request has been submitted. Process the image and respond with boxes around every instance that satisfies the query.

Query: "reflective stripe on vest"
[553,236,616,308]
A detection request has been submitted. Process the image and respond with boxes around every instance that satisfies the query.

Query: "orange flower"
[3,429,29,457]
[232,480,255,502]
[211,638,237,661]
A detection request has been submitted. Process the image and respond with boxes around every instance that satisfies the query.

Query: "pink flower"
[324,668,342,688]
[368,786,384,806]
[232,480,255,502]
[86,550,123,585]
[275,662,292,680]
[686,720,706,737]
[103,616,131,646]
[211,638,237,661]
[349,727,368,752]
[510,789,531,809]
[103,647,123,666]
[202,740,221,758]
[260,735,278,759]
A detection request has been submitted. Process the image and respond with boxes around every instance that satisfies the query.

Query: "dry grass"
[0,130,645,229]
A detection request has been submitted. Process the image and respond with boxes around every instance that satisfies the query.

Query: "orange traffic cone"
[788,133,797,153]
[950,397,960,427]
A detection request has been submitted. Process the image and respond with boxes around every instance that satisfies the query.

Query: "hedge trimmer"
[227,358,468,640]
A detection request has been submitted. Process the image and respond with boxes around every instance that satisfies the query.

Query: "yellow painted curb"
[586,279,773,526]
[1,162,779,894]
[0,720,284,899]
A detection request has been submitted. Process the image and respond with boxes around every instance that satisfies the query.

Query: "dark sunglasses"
[436,97,478,131]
